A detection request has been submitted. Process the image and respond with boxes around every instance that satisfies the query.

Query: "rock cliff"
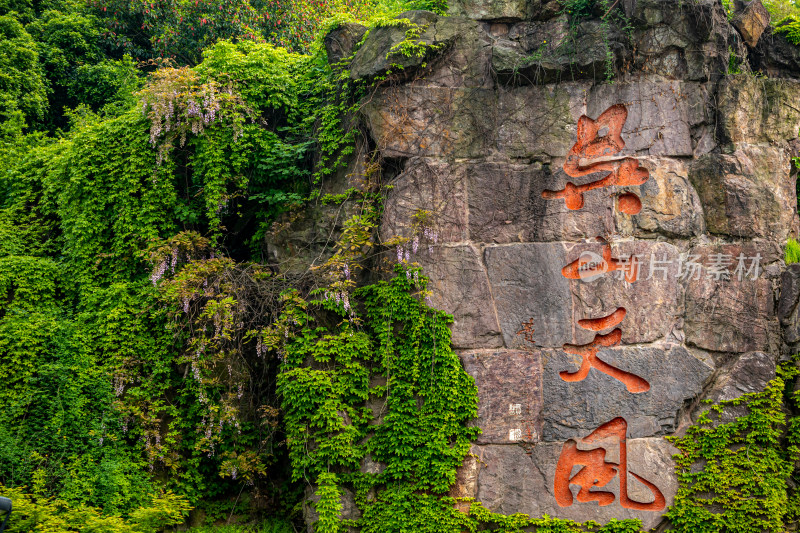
[280,0,800,528]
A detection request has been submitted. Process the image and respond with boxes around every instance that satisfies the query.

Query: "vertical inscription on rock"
[545,105,666,511]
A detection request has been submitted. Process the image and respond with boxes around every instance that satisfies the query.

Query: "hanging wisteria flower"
[397,245,404,263]
[150,260,168,285]
[139,68,250,163]
[412,235,419,254]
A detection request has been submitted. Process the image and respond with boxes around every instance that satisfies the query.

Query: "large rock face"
[297,0,800,528]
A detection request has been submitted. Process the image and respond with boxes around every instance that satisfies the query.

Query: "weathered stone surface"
[370,81,696,160]
[348,11,440,81]
[483,243,571,348]
[750,27,800,79]
[447,0,560,20]
[717,76,800,144]
[473,444,544,517]
[497,81,695,158]
[779,263,800,350]
[684,242,782,354]
[689,144,798,241]
[617,157,705,238]
[493,18,629,84]
[587,81,694,156]
[733,0,770,47]
[324,22,367,66]
[362,86,495,158]
[446,0,527,21]
[349,12,492,87]
[474,437,678,529]
[380,157,468,244]
[460,350,542,443]
[624,0,737,81]
[496,82,587,159]
[466,162,616,244]
[507,15,569,51]
[383,157,704,245]
[694,351,776,423]
[484,241,682,349]
[422,15,494,88]
[418,245,504,349]
[568,240,683,345]
[542,344,713,440]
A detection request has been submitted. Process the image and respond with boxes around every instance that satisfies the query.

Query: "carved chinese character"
[561,329,648,393]
[516,318,536,344]
[561,239,638,283]
[554,417,666,511]
[542,105,648,214]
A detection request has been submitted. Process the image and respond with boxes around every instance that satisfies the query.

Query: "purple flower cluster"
[113,375,125,397]
[325,290,351,311]
[150,260,168,285]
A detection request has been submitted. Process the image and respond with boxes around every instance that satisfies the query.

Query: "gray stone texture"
[484,241,682,349]
[780,264,800,351]
[683,242,782,354]
[380,157,468,244]
[460,350,543,443]
[693,351,777,423]
[542,344,713,440]
[324,22,367,66]
[447,0,561,21]
[416,245,504,349]
[474,437,679,530]
[689,144,798,241]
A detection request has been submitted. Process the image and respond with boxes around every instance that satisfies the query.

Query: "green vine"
[666,360,800,532]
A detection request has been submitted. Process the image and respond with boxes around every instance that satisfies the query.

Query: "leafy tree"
[0,14,47,133]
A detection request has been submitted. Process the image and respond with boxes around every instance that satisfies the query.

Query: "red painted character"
[542,105,648,214]
[559,308,650,393]
[554,417,665,511]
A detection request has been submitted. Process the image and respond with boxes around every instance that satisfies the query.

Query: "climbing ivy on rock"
[666,361,800,532]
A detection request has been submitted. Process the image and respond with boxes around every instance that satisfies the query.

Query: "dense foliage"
[1,0,800,530]
[0,12,327,525]
[666,362,800,532]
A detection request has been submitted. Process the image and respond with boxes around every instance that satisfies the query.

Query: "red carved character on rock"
[554,417,665,511]
[542,105,648,214]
